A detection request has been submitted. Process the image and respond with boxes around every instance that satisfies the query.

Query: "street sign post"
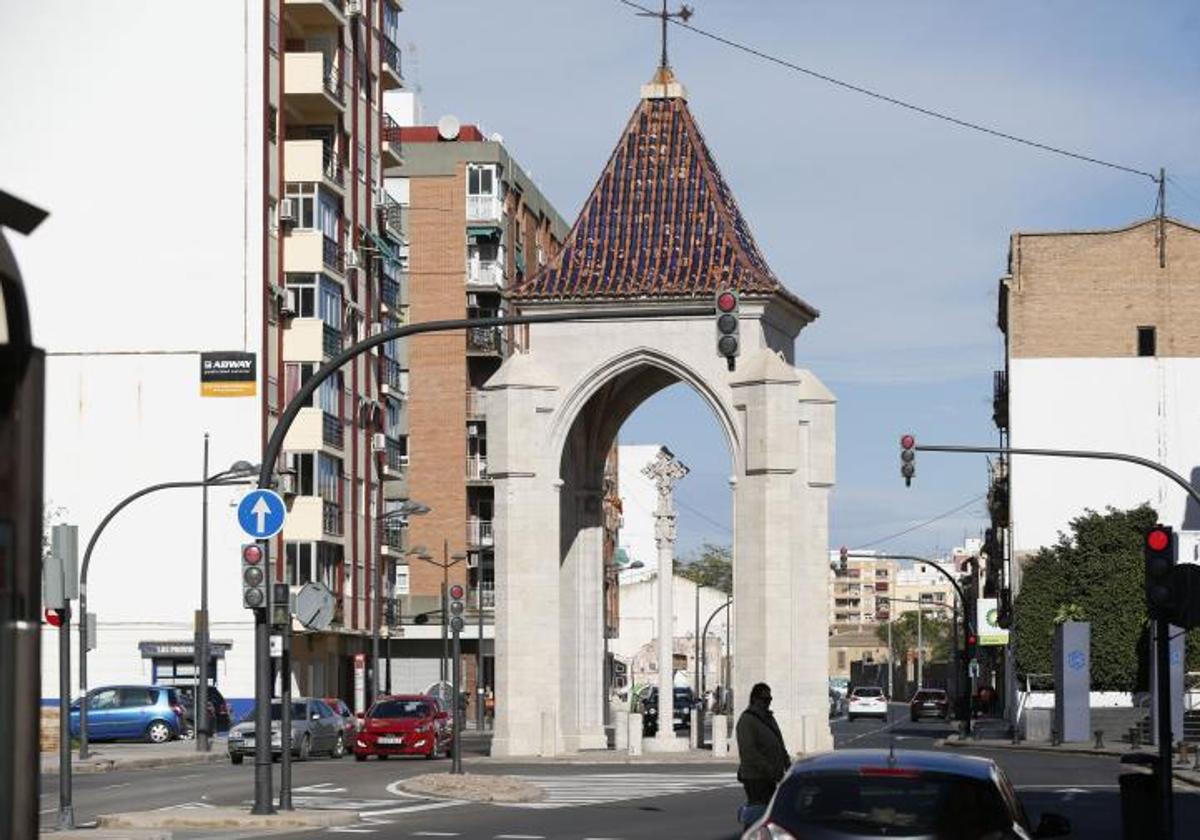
[236,490,286,540]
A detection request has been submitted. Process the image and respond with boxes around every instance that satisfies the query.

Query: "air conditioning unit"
[466,554,479,569]
[279,198,296,224]
[280,288,299,318]
[346,0,362,15]
[277,472,297,497]
[346,250,361,269]
[370,321,383,337]
[467,424,480,437]
[372,432,386,453]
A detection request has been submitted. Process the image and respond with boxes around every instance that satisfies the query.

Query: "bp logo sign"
[986,607,999,627]
[976,597,1009,646]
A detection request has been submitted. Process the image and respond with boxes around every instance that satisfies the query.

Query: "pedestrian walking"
[735,682,791,806]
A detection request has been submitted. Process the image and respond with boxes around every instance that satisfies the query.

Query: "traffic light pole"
[1154,616,1174,840]
[251,589,274,815]
[451,623,463,774]
[279,610,292,812]
[57,606,73,830]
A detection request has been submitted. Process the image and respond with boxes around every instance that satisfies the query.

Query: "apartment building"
[993,215,1200,590]
[12,0,408,711]
[828,553,898,628]
[379,118,568,711]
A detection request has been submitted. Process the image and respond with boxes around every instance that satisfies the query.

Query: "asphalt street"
[37,711,1200,839]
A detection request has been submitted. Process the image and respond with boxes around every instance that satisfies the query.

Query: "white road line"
[410,833,460,837]
[358,801,464,817]
[839,718,901,746]
[494,835,546,839]
[501,772,739,809]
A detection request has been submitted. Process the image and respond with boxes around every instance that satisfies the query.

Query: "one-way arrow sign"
[237,489,286,539]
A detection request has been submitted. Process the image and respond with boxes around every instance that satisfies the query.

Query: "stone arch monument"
[486,69,836,757]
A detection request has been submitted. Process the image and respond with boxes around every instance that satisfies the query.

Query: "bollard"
[1177,741,1189,767]
[1130,726,1141,750]
[691,708,701,749]
[1094,730,1105,750]
[712,713,728,757]
[1050,728,1061,747]
[614,710,629,752]
[628,713,643,756]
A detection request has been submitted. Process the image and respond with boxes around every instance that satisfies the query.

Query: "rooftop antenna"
[636,1,694,71]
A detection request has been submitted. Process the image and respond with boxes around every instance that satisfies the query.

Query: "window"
[386,400,402,435]
[286,451,315,496]
[266,104,277,144]
[358,143,367,183]
[318,278,343,330]
[285,542,314,585]
[88,689,119,710]
[317,453,342,503]
[318,372,342,417]
[317,542,342,591]
[285,275,317,317]
[285,183,317,229]
[395,564,410,595]
[1138,326,1156,357]
[836,651,846,670]
[318,193,340,240]
[467,164,496,197]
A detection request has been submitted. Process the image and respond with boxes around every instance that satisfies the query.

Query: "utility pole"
[196,433,211,753]
[916,604,923,690]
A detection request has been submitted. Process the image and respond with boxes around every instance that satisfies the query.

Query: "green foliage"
[675,543,732,593]
[874,610,954,664]
[1013,504,1158,691]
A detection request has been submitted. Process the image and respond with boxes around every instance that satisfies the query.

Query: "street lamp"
[407,541,466,685]
[603,555,644,727]
[77,460,257,760]
[372,500,430,704]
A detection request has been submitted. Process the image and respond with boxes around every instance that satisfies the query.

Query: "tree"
[876,610,954,664]
[675,543,732,593]
[1012,504,1200,690]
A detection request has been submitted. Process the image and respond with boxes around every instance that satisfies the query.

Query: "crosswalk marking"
[499,772,739,809]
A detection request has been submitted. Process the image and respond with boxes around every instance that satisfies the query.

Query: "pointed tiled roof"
[509,79,816,317]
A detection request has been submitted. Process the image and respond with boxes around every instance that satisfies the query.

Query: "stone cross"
[643,447,690,549]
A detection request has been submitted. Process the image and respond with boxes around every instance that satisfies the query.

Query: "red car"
[354,694,452,760]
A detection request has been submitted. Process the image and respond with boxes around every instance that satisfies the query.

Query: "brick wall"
[1007,219,1200,358]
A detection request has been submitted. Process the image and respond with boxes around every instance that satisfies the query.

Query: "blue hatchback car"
[68,685,185,743]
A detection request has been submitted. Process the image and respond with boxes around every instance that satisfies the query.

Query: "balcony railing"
[380,275,400,311]
[322,323,342,358]
[382,111,402,146]
[476,580,495,609]
[322,411,343,450]
[379,355,404,395]
[381,518,405,550]
[467,194,502,222]
[465,389,486,418]
[323,65,343,103]
[466,456,488,481]
[323,147,344,186]
[467,519,494,547]
[466,325,504,355]
[992,369,1008,430]
[385,438,406,473]
[380,36,402,77]
[322,235,344,273]
[322,500,343,537]
[467,260,503,288]
[377,192,404,242]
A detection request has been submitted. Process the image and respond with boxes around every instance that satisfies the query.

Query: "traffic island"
[397,773,542,803]
[96,807,358,830]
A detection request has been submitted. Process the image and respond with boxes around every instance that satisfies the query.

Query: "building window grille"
[1137,325,1156,357]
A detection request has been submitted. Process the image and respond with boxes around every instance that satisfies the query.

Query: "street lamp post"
[77,463,256,760]
[408,542,465,689]
[699,597,731,726]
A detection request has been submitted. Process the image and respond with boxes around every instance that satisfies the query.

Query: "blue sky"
[401,0,1200,558]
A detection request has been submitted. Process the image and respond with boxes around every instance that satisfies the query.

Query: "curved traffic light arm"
[844,552,974,633]
[256,306,714,491]
[914,443,1200,509]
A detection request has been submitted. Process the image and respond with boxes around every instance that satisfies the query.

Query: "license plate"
[378,736,403,745]
[241,739,254,748]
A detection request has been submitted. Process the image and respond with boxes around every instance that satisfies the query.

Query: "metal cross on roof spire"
[637,1,694,70]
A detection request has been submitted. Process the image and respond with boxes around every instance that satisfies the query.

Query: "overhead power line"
[853,494,986,550]
[617,0,1158,183]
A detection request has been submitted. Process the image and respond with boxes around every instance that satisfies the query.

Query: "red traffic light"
[1146,528,1170,552]
[242,544,264,564]
[900,434,915,449]
[716,290,738,313]
[966,634,977,647]
[44,608,65,628]
[449,583,465,600]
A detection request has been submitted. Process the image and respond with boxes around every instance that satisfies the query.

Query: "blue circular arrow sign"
[237,489,286,539]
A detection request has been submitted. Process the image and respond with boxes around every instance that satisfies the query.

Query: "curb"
[42,750,229,776]
[939,737,1200,789]
[42,830,172,840]
[97,808,358,830]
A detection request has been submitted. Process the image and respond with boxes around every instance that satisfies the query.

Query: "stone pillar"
[560,488,607,751]
[644,448,689,752]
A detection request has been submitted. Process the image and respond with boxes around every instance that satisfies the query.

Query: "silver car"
[227,698,346,763]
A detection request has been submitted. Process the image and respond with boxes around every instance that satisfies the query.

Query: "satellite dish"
[437,114,460,141]
[490,132,504,143]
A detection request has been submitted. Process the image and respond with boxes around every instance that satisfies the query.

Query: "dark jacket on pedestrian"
[736,702,790,783]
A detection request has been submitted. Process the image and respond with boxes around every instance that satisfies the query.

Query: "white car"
[846,686,889,721]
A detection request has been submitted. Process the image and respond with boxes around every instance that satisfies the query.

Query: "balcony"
[283,318,325,362]
[379,356,405,400]
[381,113,403,169]
[465,389,486,419]
[380,35,403,90]
[992,369,1008,430]
[322,323,342,358]
[322,410,343,450]
[466,519,494,548]
[466,325,505,357]
[475,580,495,609]
[467,194,502,223]
[466,456,489,482]
[380,274,401,315]
[283,495,333,542]
[282,406,324,451]
[284,140,344,196]
[377,191,405,244]
[466,260,504,290]
[322,500,343,537]
[322,235,345,275]
[284,53,344,120]
[284,0,346,29]
[380,518,406,556]
[382,437,406,479]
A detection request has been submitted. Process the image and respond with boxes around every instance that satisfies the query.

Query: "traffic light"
[839,546,848,571]
[996,588,1013,629]
[270,582,291,629]
[1143,524,1176,620]
[44,608,66,628]
[900,434,916,486]
[715,289,739,371]
[241,542,267,610]
[448,583,466,634]
[964,631,977,661]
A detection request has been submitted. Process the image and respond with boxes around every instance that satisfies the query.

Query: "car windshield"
[775,770,1012,836]
[242,702,307,722]
[853,687,883,698]
[915,691,945,701]
[371,700,431,719]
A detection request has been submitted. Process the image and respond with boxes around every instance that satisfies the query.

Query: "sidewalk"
[939,733,1200,788]
[41,738,229,776]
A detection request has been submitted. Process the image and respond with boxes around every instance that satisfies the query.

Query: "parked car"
[353,695,451,760]
[640,686,696,736]
[846,685,888,722]
[68,685,185,744]
[323,696,358,744]
[909,688,951,722]
[227,698,346,764]
[741,749,1071,839]
[172,685,232,736]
